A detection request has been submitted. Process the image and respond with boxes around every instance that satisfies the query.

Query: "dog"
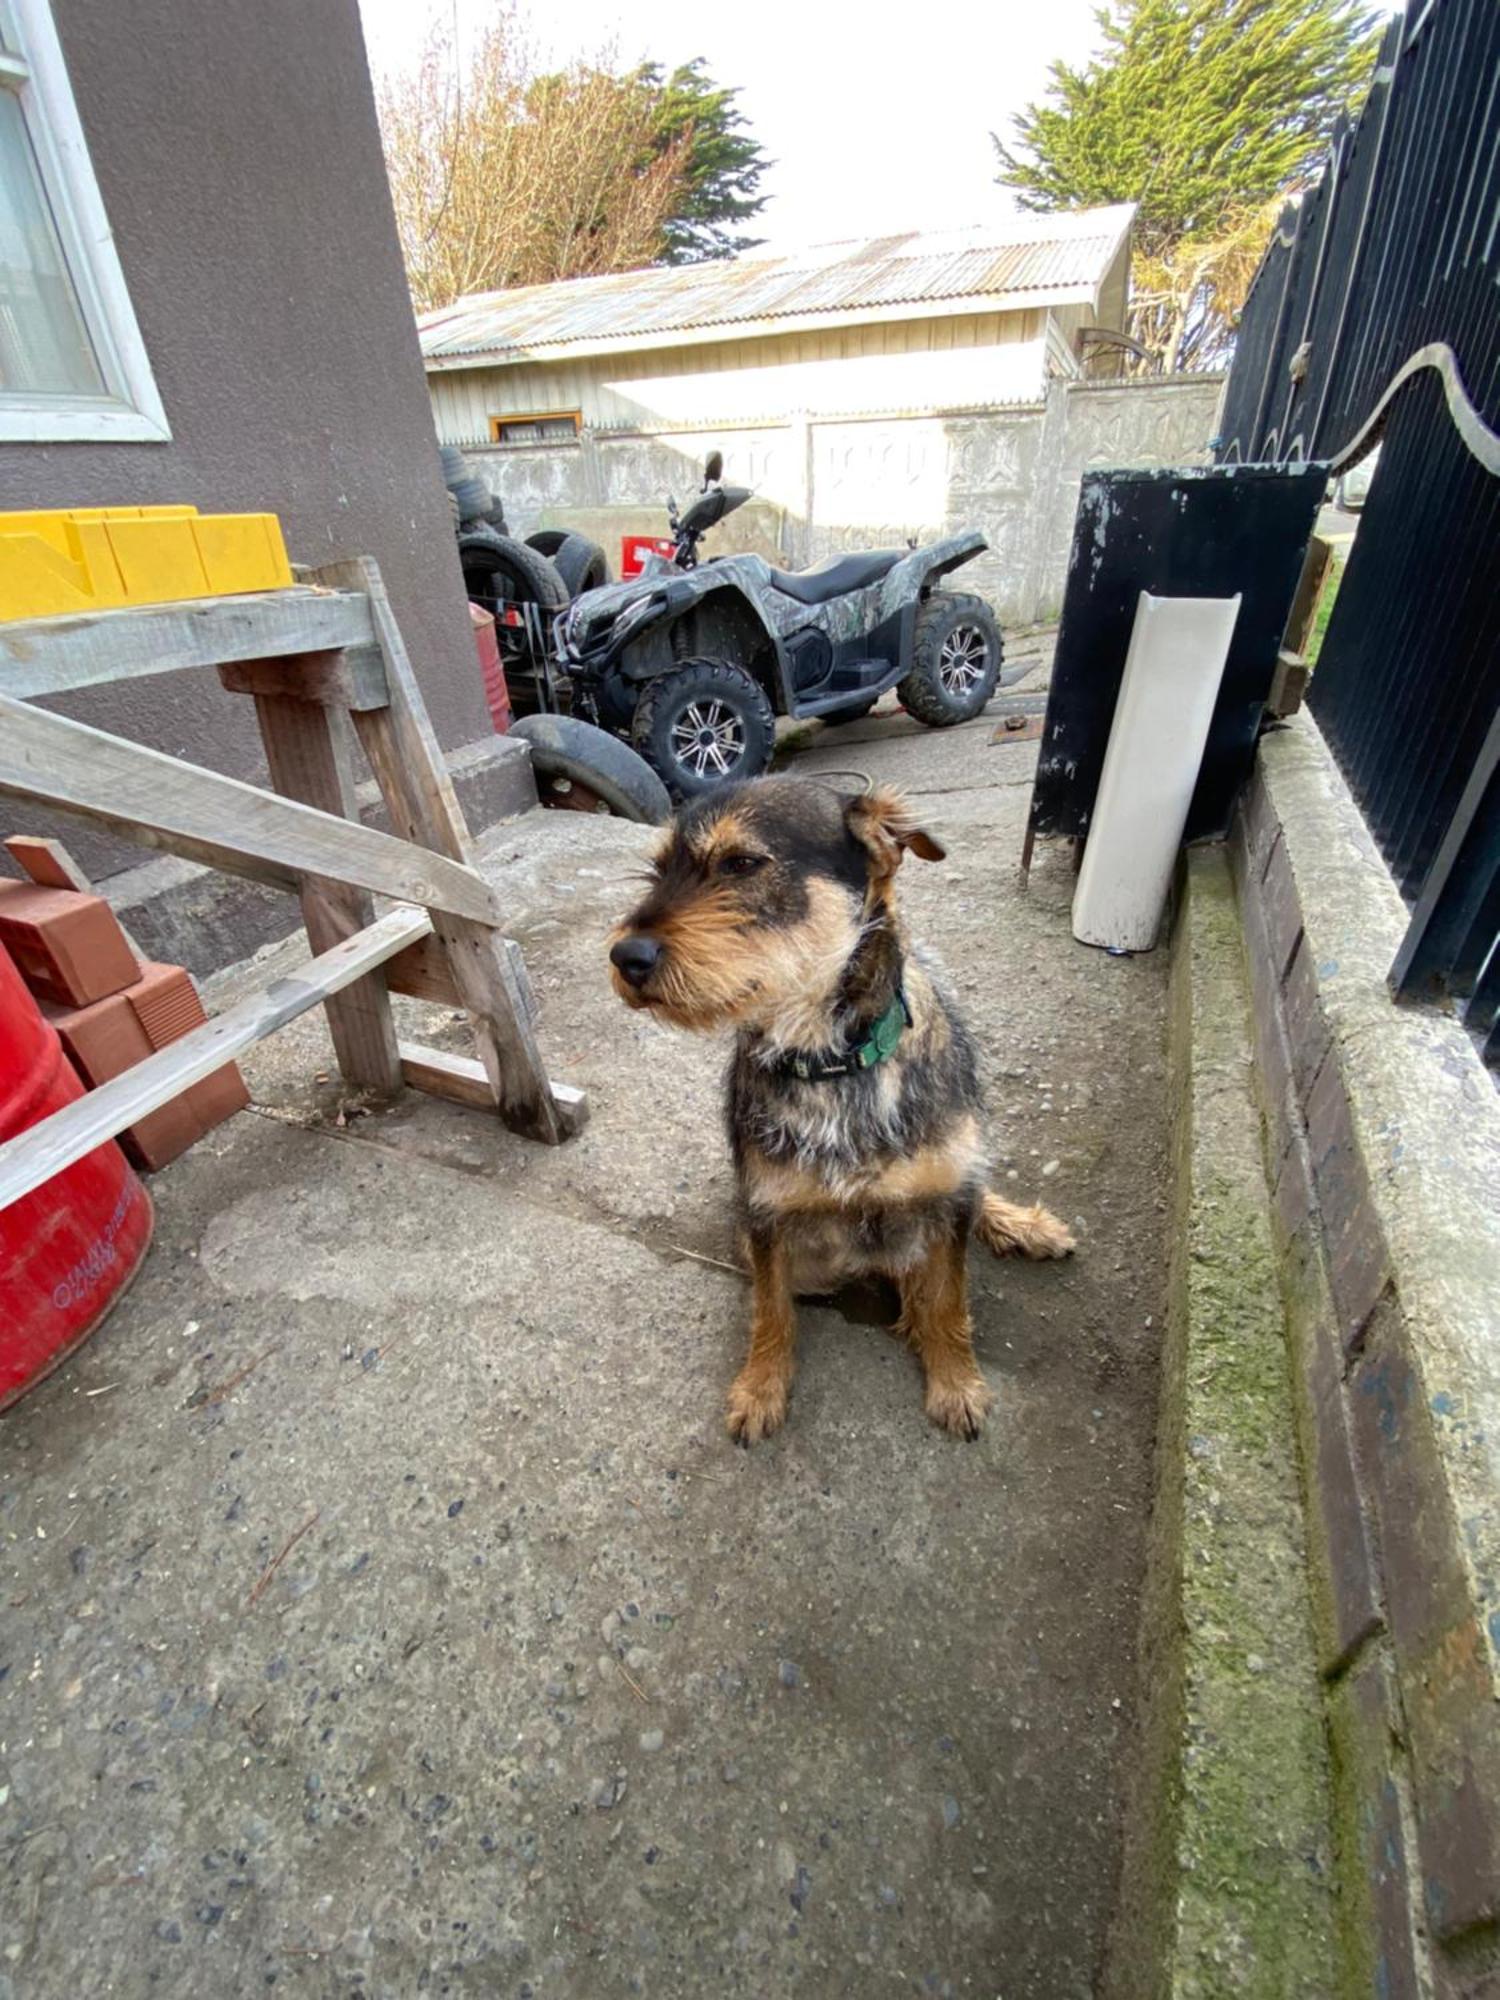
[609,776,1074,1443]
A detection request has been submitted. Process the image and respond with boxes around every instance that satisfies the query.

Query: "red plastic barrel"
[470,600,512,734]
[0,943,152,1410]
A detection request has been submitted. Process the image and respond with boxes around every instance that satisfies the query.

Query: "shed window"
[489,411,581,446]
[0,0,169,441]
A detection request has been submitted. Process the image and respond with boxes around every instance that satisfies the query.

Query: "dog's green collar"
[780,988,911,1084]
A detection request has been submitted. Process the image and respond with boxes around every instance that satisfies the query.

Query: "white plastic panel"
[1072,591,1241,952]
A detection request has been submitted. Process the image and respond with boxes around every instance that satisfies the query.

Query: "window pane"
[0,85,104,396]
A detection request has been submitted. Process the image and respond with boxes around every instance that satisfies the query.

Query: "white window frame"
[0,0,169,442]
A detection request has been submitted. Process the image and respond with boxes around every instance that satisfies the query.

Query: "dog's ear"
[844,786,946,875]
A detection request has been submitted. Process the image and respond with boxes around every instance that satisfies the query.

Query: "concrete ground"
[1,659,1174,1998]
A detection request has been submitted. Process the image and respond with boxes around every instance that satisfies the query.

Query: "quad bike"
[438,444,612,711]
[437,446,670,824]
[553,450,1012,799]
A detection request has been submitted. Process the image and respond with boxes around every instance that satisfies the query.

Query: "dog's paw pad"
[726,1373,788,1445]
[925,1373,994,1439]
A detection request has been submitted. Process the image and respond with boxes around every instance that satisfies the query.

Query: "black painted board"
[1029,464,1326,843]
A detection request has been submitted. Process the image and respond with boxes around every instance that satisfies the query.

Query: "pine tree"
[637,58,772,264]
[995,0,1380,369]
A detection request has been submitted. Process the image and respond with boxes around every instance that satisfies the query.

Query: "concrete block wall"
[466,375,1223,630]
[1232,715,1500,1996]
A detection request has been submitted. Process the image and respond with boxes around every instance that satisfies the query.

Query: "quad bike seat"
[765,550,903,605]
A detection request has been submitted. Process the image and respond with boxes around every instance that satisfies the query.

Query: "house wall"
[428,312,1052,438]
[459,375,1224,627]
[0,0,506,900]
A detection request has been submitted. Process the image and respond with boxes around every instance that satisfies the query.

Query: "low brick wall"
[1232,713,1500,1995]
[1105,848,1337,1997]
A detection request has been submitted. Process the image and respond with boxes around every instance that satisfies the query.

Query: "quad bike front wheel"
[899,592,1003,726]
[509,714,671,824]
[631,658,775,800]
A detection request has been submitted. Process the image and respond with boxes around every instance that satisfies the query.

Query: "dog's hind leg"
[976,1190,1075,1260]
[898,1227,993,1439]
[726,1227,797,1445]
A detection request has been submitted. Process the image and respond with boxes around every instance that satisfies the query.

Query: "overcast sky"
[356,0,1111,251]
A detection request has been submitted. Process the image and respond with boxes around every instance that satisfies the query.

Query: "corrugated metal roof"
[419,206,1135,366]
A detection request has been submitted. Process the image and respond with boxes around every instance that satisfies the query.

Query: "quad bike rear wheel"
[899,592,1003,725]
[631,658,775,800]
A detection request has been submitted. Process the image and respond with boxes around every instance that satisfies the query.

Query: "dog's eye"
[718,852,768,877]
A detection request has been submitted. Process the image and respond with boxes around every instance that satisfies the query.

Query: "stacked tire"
[437,447,609,608]
[440,447,662,824]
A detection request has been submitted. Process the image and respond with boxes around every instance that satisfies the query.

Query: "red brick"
[40,985,203,1172]
[1280,1201,1382,1671]
[1329,1652,1424,1999]
[1238,764,1282,886]
[127,962,205,1045]
[126,961,248,1133]
[42,986,152,1086]
[1243,876,1300,1178]
[1350,1304,1500,1940]
[0,880,137,1006]
[1282,937,1333,1105]
[1304,1050,1389,1351]
[118,1095,204,1173]
[188,1062,250,1130]
[1260,831,1305,985]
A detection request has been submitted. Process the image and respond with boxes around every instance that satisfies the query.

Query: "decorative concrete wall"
[466,376,1223,627]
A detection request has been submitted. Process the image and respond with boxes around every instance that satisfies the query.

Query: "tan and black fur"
[609,776,1074,1443]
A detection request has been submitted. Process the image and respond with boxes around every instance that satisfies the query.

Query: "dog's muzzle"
[610,935,662,990]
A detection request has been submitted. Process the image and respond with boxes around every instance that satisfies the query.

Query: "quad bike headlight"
[608,593,664,647]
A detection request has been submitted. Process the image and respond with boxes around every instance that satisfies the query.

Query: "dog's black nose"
[610,935,662,988]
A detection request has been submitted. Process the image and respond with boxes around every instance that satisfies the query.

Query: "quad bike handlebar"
[666,450,750,568]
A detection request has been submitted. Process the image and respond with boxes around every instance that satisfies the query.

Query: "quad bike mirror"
[704,450,724,486]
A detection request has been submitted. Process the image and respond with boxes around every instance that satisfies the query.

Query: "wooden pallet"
[0,556,585,1211]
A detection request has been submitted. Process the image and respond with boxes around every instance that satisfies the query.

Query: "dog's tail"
[976,1190,1075,1260]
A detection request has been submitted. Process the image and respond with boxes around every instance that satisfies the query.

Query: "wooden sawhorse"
[0,556,584,1212]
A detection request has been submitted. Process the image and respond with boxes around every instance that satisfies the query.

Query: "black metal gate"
[1214,0,1500,1061]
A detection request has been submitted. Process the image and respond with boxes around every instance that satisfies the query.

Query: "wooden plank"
[399,1043,581,1124]
[1267,649,1310,719]
[387,933,539,1024]
[253,692,403,1094]
[1283,535,1334,655]
[312,558,472,843]
[312,557,585,1145]
[0,588,374,699]
[358,705,578,1142]
[385,934,462,1007]
[0,692,502,925]
[0,907,430,1213]
[398,1042,498,1110]
[217,644,389,710]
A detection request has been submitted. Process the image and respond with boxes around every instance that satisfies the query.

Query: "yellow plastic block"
[0,505,294,620]
[104,515,212,606]
[192,513,292,597]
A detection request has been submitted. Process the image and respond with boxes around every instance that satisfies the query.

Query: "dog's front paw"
[726,1368,789,1446]
[924,1369,994,1440]
[1028,1206,1077,1259]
